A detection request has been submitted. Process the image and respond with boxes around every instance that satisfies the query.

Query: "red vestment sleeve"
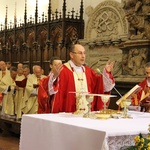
[91,73,105,111]
[105,69,115,83]
[38,76,59,113]
[38,76,50,113]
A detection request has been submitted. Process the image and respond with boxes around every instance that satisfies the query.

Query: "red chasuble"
[132,78,149,105]
[52,64,111,113]
[38,76,59,113]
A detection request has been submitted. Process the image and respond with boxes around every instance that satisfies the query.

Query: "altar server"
[38,57,63,113]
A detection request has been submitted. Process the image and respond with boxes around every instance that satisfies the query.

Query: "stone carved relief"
[122,0,150,40]
[90,57,122,77]
[83,1,127,78]
[122,48,148,75]
[84,46,122,77]
[85,1,128,42]
[93,11,119,38]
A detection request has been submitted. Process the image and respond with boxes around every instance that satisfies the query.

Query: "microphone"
[96,68,123,98]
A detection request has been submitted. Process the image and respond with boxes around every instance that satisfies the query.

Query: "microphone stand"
[96,68,123,97]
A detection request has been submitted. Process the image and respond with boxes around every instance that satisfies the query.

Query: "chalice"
[83,94,95,118]
[93,94,117,119]
[121,99,132,118]
[101,95,110,114]
[83,93,117,118]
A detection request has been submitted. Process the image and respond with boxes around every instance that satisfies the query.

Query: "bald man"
[22,65,46,114]
[17,63,23,69]
[51,44,115,113]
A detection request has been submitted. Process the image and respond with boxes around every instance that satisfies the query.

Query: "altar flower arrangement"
[122,124,150,150]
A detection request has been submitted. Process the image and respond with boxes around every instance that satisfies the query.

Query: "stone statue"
[90,57,122,77]
[122,48,148,75]
[122,0,150,40]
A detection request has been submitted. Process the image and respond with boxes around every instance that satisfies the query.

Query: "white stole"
[64,62,88,112]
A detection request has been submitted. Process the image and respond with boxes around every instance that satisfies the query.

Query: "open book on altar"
[116,84,142,105]
[15,78,27,88]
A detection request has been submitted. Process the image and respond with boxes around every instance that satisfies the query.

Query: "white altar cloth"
[20,111,150,150]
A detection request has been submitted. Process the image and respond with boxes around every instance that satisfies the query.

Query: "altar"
[20,111,150,150]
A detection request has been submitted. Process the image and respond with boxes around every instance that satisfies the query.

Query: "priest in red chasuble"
[132,62,150,112]
[51,44,115,113]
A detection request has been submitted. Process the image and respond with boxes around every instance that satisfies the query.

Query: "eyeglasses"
[72,51,86,55]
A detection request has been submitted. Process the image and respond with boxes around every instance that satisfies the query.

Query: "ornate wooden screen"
[0,0,84,75]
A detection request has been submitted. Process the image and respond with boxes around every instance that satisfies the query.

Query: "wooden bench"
[0,116,21,136]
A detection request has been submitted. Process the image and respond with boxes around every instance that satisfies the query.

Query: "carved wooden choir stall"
[0,0,84,75]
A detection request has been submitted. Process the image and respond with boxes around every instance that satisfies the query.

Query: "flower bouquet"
[121,124,150,150]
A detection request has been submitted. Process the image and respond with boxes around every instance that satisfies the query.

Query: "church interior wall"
[0,0,149,97]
